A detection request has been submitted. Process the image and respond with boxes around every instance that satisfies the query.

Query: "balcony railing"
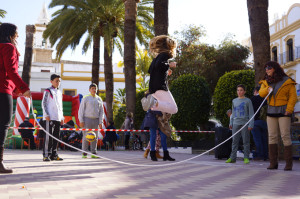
[275,46,300,65]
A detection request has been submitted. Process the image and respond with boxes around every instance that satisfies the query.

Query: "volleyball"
[86,131,96,142]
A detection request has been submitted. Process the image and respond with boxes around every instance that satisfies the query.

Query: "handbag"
[141,94,155,111]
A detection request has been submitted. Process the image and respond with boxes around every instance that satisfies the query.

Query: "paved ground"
[0,149,300,199]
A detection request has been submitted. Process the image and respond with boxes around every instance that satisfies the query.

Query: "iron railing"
[275,46,300,65]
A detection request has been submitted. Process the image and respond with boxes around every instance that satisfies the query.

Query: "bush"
[213,69,255,127]
[170,74,211,141]
[135,89,147,129]
[114,105,126,129]
[114,89,147,130]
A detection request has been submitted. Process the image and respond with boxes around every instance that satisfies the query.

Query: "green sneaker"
[91,154,99,159]
[225,158,236,163]
[82,155,87,159]
[244,158,250,164]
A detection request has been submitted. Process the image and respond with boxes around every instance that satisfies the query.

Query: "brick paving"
[0,149,300,199]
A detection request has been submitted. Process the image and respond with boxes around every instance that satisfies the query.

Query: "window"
[63,89,77,96]
[272,46,278,62]
[287,39,294,62]
[41,69,50,72]
[42,39,46,46]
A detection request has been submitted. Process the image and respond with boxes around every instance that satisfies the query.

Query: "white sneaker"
[141,94,156,111]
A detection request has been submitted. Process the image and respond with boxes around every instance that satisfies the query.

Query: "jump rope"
[28,89,272,167]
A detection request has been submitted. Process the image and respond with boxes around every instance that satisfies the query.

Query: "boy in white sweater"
[41,74,64,161]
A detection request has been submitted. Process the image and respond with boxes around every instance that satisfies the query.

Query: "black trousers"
[0,93,13,147]
[42,120,61,158]
[125,134,130,150]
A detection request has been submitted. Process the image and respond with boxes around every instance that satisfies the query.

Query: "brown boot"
[0,147,13,174]
[156,151,163,159]
[267,144,278,170]
[284,145,293,171]
[143,149,150,158]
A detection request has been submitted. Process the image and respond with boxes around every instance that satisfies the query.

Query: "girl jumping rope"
[142,35,177,161]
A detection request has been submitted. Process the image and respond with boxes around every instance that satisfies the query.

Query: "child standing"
[41,74,64,161]
[226,84,254,164]
[78,83,104,158]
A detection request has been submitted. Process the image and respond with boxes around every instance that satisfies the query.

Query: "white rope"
[29,89,272,167]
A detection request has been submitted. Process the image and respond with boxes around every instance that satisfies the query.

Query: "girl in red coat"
[0,23,31,173]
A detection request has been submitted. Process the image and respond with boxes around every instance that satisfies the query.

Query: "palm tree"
[114,0,153,119]
[115,88,126,105]
[124,0,139,117]
[136,49,151,89]
[247,0,270,84]
[44,0,153,121]
[100,0,153,121]
[154,0,168,35]
[22,25,36,86]
[45,0,103,90]
[118,48,151,90]
[0,9,6,24]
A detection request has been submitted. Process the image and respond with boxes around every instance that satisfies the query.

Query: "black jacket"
[19,121,34,135]
[104,125,117,142]
[148,52,170,94]
[251,95,267,120]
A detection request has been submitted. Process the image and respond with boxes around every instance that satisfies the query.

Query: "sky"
[1,0,299,64]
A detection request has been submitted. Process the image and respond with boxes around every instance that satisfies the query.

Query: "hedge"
[213,69,255,127]
[170,74,211,141]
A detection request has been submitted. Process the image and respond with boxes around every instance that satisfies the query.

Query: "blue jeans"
[251,120,268,159]
[150,128,167,151]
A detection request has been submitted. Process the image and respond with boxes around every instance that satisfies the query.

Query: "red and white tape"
[9,126,214,133]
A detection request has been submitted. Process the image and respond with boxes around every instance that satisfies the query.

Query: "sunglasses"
[265,66,273,70]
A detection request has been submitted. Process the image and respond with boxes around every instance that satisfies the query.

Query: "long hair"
[263,61,288,83]
[149,35,177,58]
[0,23,17,43]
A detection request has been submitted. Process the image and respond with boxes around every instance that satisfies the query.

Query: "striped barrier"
[13,96,31,135]
[9,126,214,133]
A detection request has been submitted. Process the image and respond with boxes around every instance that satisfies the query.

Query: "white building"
[244,3,300,120]
[19,4,140,96]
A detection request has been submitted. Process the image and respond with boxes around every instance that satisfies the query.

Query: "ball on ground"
[86,131,96,142]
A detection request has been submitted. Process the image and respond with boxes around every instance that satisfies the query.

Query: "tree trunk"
[124,0,138,117]
[22,25,36,86]
[154,0,168,36]
[247,0,270,85]
[104,39,114,122]
[92,35,100,92]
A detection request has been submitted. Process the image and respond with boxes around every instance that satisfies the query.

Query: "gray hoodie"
[78,94,104,125]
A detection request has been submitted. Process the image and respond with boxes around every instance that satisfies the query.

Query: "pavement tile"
[1,150,300,199]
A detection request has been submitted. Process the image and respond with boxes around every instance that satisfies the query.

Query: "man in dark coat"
[19,117,36,149]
